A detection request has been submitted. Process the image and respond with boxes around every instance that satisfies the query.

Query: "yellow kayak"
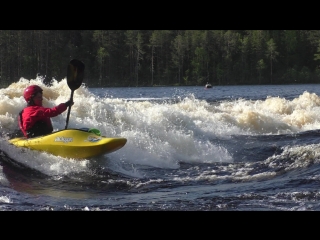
[9,128,127,159]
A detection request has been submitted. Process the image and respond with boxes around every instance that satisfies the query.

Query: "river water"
[1,77,320,211]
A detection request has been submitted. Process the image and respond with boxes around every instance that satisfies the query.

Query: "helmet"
[23,85,43,102]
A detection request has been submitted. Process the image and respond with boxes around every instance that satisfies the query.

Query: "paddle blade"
[67,59,85,90]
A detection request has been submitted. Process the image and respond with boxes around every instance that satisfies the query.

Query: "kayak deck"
[9,129,127,159]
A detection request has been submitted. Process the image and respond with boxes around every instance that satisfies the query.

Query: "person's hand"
[65,99,74,107]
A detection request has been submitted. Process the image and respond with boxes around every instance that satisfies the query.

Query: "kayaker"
[18,85,74,138]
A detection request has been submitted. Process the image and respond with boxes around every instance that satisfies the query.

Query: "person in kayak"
[18,85,74,138]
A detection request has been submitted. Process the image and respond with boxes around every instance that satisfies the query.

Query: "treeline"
[1,30,320,88]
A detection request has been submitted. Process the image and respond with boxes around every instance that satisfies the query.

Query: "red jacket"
[19,103,68,138]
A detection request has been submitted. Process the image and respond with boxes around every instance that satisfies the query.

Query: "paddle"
[65,59,85,129]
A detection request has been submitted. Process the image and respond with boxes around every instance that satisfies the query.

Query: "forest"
[1,30,320,88]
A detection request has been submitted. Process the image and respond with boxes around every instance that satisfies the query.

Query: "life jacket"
[18,109,53,138]
[18,103,67,138]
